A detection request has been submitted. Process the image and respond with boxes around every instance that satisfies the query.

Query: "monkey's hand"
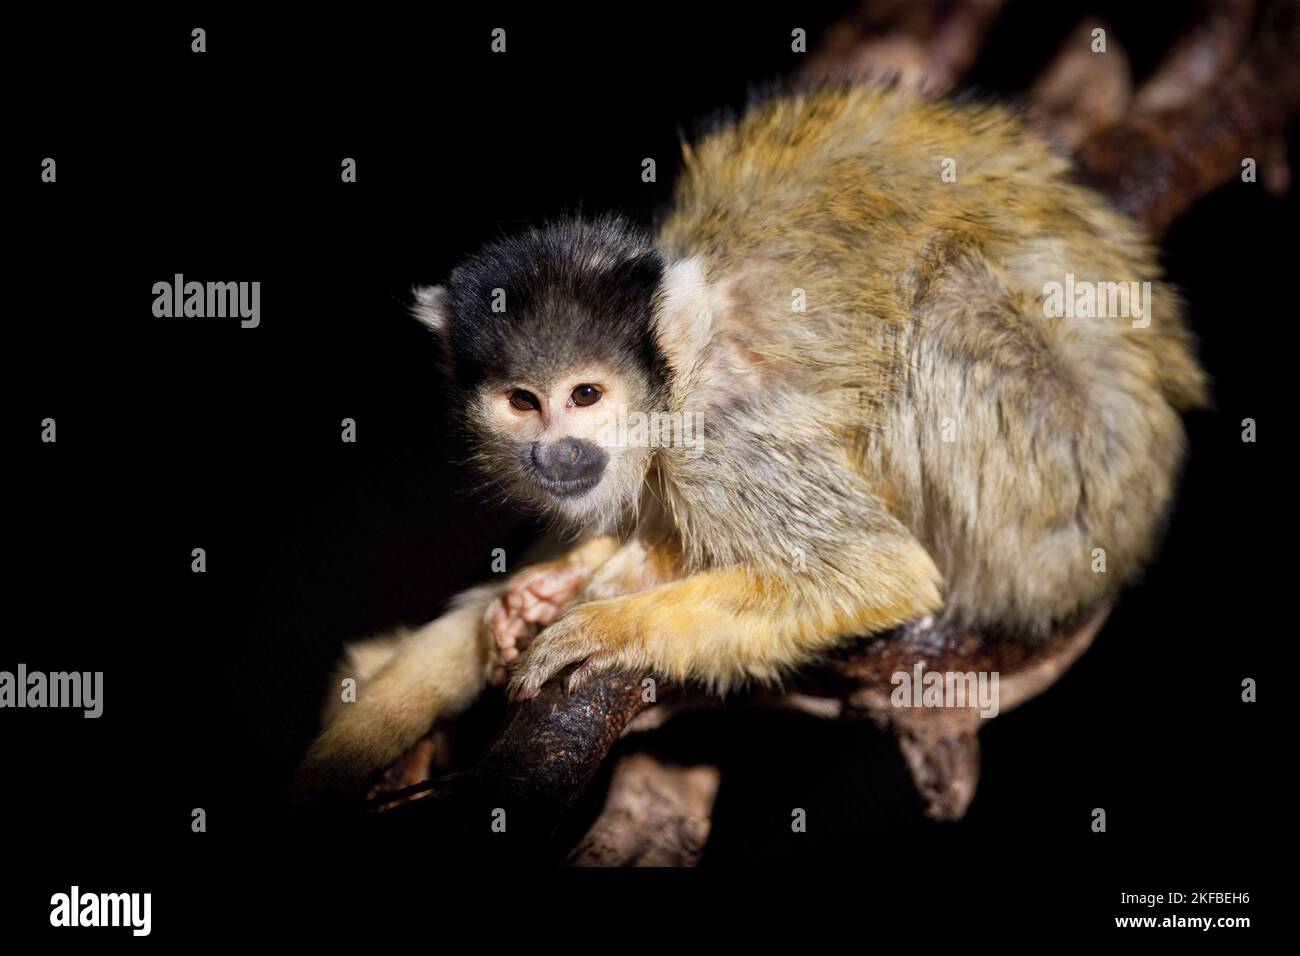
[506,600,629,699]
[486,563,590,684]
[485,536,621,685]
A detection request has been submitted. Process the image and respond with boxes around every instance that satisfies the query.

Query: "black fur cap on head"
[416,215,672,403]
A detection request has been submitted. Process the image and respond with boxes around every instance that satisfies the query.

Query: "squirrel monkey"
[295,85,1206,795]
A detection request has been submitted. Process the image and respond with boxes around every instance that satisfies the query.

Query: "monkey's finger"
[528,564,586,600]
[515,588,543,615]
[504,584,534,613]
[564,656,610,695]
[521,598,564,624]
[508,654,562,700]
[490,607,528,650]
[486,600,512,638]
[507,672,542,701]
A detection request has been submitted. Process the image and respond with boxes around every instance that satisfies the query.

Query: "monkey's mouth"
[532,475,601,498]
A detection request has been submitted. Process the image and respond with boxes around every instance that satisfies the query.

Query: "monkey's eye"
[508,389,540,412]
[571,384,602,407]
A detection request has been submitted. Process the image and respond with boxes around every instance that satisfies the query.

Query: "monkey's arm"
[509,524,943,699]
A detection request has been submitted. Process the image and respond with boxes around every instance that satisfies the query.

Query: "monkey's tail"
[291,583,503,799]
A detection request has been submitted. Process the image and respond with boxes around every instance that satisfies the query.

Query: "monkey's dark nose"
[532,438,608,492]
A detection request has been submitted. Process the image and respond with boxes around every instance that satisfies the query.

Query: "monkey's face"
[412,217,682,531]
[464,362,661,529]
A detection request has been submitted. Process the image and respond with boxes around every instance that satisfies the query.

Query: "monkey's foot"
[487,563,590,685]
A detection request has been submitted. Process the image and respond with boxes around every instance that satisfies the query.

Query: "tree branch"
[1068,0,1300,233]
[802,0,1006,96]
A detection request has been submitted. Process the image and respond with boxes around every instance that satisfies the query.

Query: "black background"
[7,1,1285,939]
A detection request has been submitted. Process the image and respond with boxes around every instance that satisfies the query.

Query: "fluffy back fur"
[653,84,1206,632]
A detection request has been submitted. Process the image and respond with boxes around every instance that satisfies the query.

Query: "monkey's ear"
[411,285,456,377]
[653,256,713,374]
[411,285,449,334]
